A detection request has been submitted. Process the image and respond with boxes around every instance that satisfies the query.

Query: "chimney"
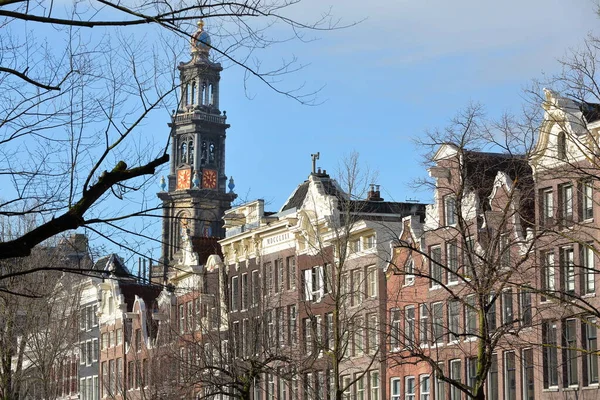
[367,184,383,201]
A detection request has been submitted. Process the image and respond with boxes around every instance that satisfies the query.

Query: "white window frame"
[419,375,430,400]
[404,376,415,400]
[390,378,401,400]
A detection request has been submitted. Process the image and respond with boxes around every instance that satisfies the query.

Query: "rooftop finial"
[311,152,320,174]
[197,19,205,29]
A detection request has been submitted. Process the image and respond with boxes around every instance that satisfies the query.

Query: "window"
[369,371,379,400]
[276,307,285,347]
[404,259,415,286]
[304,318,313,355]
[522,349,535,400]
[287,256,296,290]
[465,295,476,337]
[390,308,400,351]
[80,378,86,400]
[367,266,378,296]
[353,317,364,356]
[405,306,415,347]
[444,195,456,226]
[450,359,461,400]
[252,270,260,306]
[541,188,554,226]
[287,305,297,346]
[504,352,516,400]
[241,273,248,310]
[446,241,458,284]
[419,304,429,345]
[448,300,460,341]
[116,329,122,345]
[304,266,327,302]
[560,183,574,224]
[435,363,446,400]
[135,329,141,352]
[520,290,532,327]
[541,251,555,301]
[101,362,108,397]
[432,302,444,344]
[367,313,378,353]
[342,376,351,400]
[230,276,239,312]
[542,320,558,388]
[265,262,273,295]
[584,318,599,385]
[92,339,98,362]
[564,318,578,386]
[351,238,361,253]
[365,235,375,249]
[352,269,363,305]
[561,247,575,295]
[355,374,365,400]
[488,354,498,400]
[178,304,185,334]
[325,312,333,350]
[419,375,430,400]
[405,376,415,400]
[186,301,193,331]
[276,259,284,292]
[502,289,513,325]
[487,293,497,332]
[467,357,477,390]
[430,246,443,288]
[582,244,595,295]
[390,378,401,400]
[86,340,92,365]
[581,180,594,220]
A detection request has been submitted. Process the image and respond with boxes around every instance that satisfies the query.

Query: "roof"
[191,236,222,265]
[119,282,162,312]
[580,101,600,124]
[92,254,132,278]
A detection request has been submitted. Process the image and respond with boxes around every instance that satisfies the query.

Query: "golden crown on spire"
[197,19,205,30]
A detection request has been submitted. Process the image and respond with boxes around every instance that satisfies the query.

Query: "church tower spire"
[158,21,236,269]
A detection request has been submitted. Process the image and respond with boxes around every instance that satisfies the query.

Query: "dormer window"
[557,131,567,160]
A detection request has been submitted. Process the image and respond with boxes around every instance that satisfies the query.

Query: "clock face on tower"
[176,168,192,190]
[202,169,217,189]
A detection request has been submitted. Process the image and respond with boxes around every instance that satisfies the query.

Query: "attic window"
[557,131,567,160]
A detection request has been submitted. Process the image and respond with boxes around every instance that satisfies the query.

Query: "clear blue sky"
[217,0,600,209]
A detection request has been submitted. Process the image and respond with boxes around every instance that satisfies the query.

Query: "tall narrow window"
[432,302,444,345]
[390,378,400,400]
[448,300,460,341]
[404,376,415,400]
[542,320,558,388]
[369,371,379,400]
[404,259,415,286]
[465,295,477,337]
[582,244,596,295]
[287,256,296,290]
[560,183,574,224]
[561,247,575,295]
[405,306,415,347]
[467,357,477,390]
[390,309,400,351]
[450,359,461,400]
[241,273,248,310]
[541,188,554,226]
[582,180,594,220]
[542,251,555,301]
[447,241,458,284]
[367,266,378,296]
[522,349,535,400]
[584,318,599,385]
[504,351,516,400]
[564,319,578,386]
[445,195,456,226]
[487,354,498,400]
[502,289,513,325]
[557,130,567,159]
[520,290,532,327]
[251,270,259,306]
[435,363,446,400]
[419,375,430,400]
[231,276,239,312]
[419,304,429,344]
[487,293,497,332]
[430,246,443,288]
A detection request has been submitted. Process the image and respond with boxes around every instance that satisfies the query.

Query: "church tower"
[158,21,236,268]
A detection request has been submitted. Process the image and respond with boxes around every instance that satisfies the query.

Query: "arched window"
[188,140,194,165]
[209,83,213,106]
[557,131,567,160]
[180,142,187,164]
[191,82,197,105]
[209,142,215,163]
[174,212,190,251]
[201,141,208,166]
[186,84,191,106]
[201,82,207,105]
